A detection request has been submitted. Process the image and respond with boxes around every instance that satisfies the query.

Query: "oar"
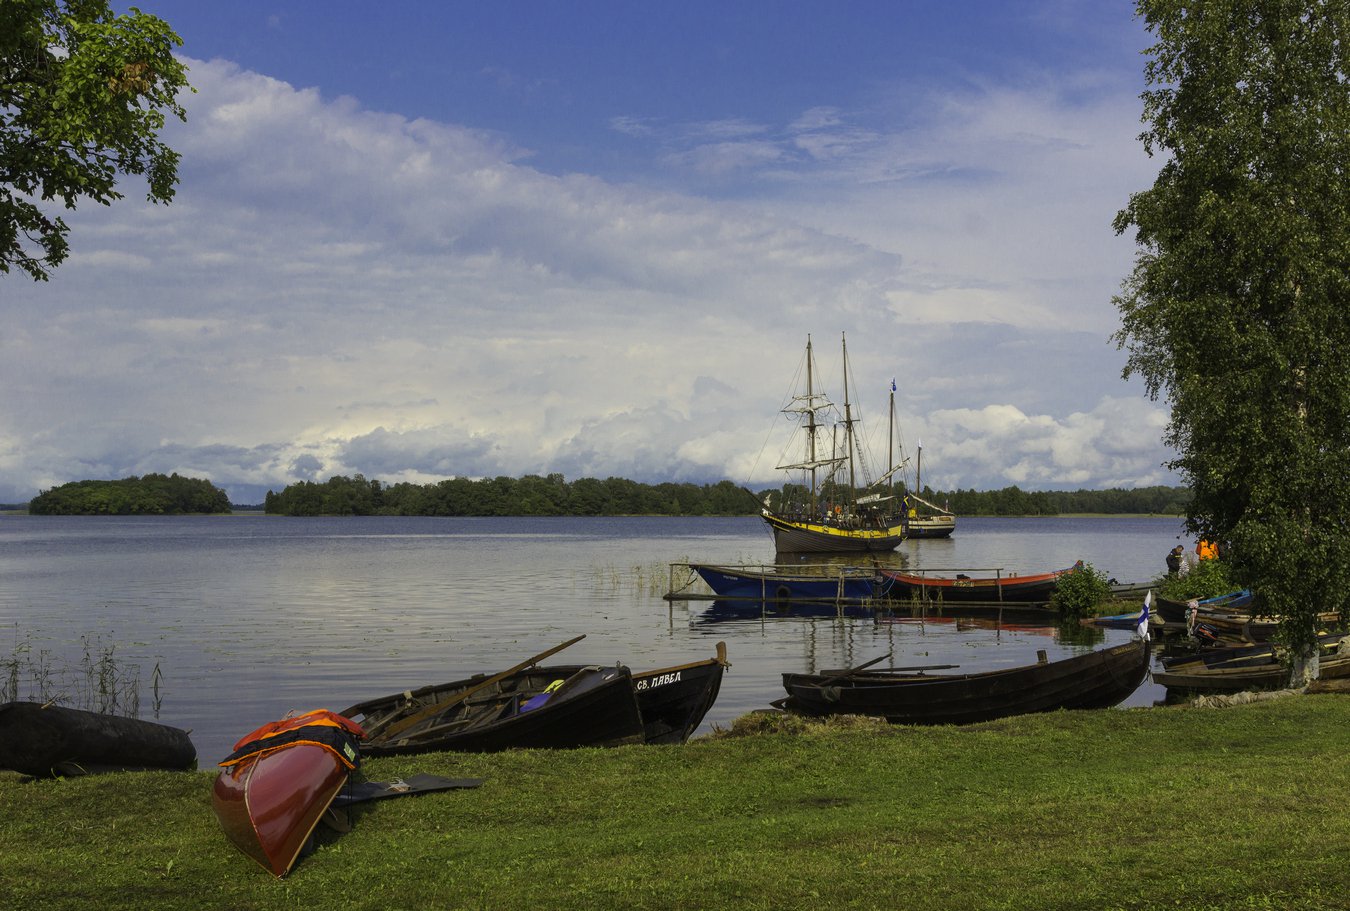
[816,653,893,687]
[375,635,587,741]
[846,663,960,675]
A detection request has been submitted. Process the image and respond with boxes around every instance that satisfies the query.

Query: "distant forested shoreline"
[261,473,1189,518]
[13,472,1190,518]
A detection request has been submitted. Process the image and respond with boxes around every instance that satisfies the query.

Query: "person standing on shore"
[1166,544,1187,576]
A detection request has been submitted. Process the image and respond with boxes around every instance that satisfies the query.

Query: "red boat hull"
[880,566,1071,603]
[212,710,363,877]
[212,741,351,877]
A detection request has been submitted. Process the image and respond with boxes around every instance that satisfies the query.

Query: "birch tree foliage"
[0,0,189,280]
[1114,0,1350,662]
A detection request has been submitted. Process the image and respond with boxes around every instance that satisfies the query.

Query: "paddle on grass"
[373,635,587,741]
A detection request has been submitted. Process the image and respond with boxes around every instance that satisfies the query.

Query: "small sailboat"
[901,442,957,538]
[883,379,956,539]
[760,333,907,553]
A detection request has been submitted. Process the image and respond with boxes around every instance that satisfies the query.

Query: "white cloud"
[0,56,1175,504]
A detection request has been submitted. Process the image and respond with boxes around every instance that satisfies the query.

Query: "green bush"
[1157,558,1236,601]
[1050,561,1113,618]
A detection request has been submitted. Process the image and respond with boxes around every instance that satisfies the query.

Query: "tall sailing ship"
[760,333,908,553]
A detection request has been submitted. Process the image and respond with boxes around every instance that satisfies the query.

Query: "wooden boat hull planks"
[689,563,877,601]
[879,567,1071,604]
[762,512,905,554]
[631,644,729,745]
[781,639,1150,725]
[1154,645,1350,692]
[348,665,647,756]
[0,701,196,777]
[904,515,956,539]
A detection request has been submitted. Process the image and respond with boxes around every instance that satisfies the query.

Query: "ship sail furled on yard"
[761,333,907,553]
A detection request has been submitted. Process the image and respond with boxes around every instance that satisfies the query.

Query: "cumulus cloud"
[0,55,1175,504]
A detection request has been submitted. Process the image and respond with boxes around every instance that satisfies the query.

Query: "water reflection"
[0,514,1179,762]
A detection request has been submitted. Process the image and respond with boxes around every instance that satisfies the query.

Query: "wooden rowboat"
[1154,637,1350,691]
[212,709,364,877]
[879,565,1074,603]
[689,563,878,602]
[631,643,729,744]
[0,701,196,777]
[1154,590,1253,624]
[342,638,728,754]
[779,638,1150,725]
[345,663,646,756]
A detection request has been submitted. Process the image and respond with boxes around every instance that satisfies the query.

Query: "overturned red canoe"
[212,709,363,877]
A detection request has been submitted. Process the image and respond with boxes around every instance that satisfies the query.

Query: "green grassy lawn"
[4,697,1349,911]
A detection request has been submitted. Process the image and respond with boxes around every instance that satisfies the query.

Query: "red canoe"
[212,709,363,877]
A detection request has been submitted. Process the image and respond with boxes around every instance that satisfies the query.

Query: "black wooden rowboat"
[779,638,1150,725]
[630,642,729,745]
[341,638,729,755]
[343,663,646,755]
[1153,636,1350,691]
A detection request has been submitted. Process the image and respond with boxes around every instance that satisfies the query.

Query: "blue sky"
[1,2,1175,504]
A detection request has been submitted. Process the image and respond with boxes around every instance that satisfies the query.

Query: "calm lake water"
[0,514,1183,763]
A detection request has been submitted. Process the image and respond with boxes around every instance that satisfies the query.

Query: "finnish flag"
[1136,591,1152,640]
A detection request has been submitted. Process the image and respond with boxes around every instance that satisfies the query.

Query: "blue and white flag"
[1136,591,1152,640]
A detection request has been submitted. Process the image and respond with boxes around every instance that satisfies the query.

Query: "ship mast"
[806,334,817,517]
[841,332,857,505]
[888,379,895,504]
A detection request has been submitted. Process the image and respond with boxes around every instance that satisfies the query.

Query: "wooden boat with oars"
[1154,634,1350,691]
[0,701,197,778]
[342,637,727,755]
[778,637,1150,725]
[1154,590,1253,625]
[760,333,908,553]
[212,709,364,877]
[879,564,1076,604]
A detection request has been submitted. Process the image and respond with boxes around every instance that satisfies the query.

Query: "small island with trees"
[27,474,231,515]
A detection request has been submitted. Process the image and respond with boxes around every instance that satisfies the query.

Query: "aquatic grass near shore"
[1,627,156,717]
[592,558,702,598]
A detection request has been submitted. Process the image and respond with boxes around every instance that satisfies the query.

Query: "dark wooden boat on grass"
[212,709,364,877]
[631,642,729,744]
[879,564,1075,604]
[779,638,1150,725]
[0,701,196,777]
[342,637,727,755]
[347,664,643,756]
